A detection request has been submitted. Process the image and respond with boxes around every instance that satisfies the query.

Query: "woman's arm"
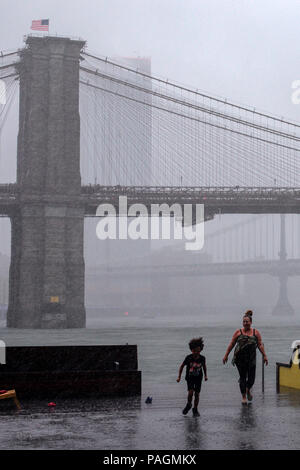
[223,330,240,364]
[255,330,268,365]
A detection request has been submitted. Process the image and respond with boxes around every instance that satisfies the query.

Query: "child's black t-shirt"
[183,354,206,380]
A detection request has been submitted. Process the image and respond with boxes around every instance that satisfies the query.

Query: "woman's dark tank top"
[232,328,258,366]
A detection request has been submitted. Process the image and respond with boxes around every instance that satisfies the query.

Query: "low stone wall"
[0,345,141,398]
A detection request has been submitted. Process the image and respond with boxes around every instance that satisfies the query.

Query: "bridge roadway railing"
[81,185,300,195]
[0,183,18,193]
[81,185,300,215]
[1,185,300,216]
[0,183,18,215]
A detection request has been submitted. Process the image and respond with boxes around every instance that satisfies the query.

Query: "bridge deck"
[1,185,300,216]
[81,185,300,216]
[86,259,300,279]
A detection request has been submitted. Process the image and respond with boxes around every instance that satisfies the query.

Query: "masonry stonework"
[7,36,86,328]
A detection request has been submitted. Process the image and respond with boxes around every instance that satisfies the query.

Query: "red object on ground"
[0,390,7,395]
[48,402,56,407]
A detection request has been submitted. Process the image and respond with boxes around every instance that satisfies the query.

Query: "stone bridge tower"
[7,36,86,328]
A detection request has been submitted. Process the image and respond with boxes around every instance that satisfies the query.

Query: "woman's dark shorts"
[186,378,202,393]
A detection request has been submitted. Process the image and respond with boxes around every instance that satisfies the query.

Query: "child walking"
[177,337,207,416]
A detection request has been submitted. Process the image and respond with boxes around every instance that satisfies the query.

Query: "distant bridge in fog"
[86,259,300,279]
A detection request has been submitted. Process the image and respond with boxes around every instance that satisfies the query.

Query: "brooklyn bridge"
[0,35,299,328]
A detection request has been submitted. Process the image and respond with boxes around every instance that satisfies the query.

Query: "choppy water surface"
[0,313,299,450]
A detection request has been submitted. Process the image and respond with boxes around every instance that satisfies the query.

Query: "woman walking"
[223,310,268,404]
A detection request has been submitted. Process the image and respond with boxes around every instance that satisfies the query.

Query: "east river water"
[0,313,299,450]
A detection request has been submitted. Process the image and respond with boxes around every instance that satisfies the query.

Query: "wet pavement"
[0,387,299,449]
[0,318,299,449]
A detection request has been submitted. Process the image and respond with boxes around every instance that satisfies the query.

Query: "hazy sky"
[1,1,300,257]
[2,0,300,182]
[1,0,300,119]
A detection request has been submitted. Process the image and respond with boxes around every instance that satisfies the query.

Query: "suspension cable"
[82,51,300,129]
[80,79,300,152]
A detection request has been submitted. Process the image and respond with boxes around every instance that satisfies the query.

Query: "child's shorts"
[186,377,202,393]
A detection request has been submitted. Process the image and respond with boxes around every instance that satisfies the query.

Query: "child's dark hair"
[189,337,204,351]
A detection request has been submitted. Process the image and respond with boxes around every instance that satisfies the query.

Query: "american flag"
[31,19,49,31]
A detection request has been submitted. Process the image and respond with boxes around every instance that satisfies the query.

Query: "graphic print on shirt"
[189,361,202,377]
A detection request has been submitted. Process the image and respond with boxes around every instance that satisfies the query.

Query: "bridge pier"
[272,214,294,316]
[7,36,86,328]
[272,273,294,316]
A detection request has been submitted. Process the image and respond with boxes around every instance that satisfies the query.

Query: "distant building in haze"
[83,56,153,278]
[81,55,152,186]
